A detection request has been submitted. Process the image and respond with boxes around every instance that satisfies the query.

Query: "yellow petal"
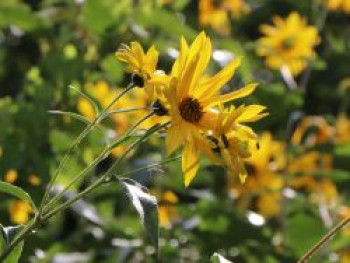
[236,105,268,123]
[166,125,183,155]
[196,56,242,100]
[171,36,189,78]
[189,35,212,94]
[182,140,200,187]
[177,53,201,99]
[207,83,257,106]
[145,45,159,75]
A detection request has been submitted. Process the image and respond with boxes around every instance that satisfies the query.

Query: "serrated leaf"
[119,179,159,252]
[0,182,37,213]
[211,253,232,263]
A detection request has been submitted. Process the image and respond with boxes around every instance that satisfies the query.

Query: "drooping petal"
[166,125,183,155]
[182,140,200,187]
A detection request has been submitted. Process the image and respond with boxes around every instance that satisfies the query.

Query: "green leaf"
[0,3,43,31]
[1,226,24,263]
[286,212,326,257]
[101,55,123,83]
[0,225,6,253]
[119,179,159,253]
[211,253,232,263]
[0,182,37,212]
[82,0,115,35]
[134,9,197,40]
[48,110,93,125]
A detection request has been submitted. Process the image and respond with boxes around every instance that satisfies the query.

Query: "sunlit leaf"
[0,182,37,212]
[211,253,232,263]
[1,225,24,263]
[119,178,159,253]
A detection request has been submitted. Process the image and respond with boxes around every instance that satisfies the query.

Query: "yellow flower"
[246,132,286,174]
[336,113,350,144]
[325,0,350,14]
[256,193,281,218]
[164,32,259,186]
[116,42,163,100]
[9,201,33,224]
[5,169,18,184]
[257,12,320,76]
[77,80,110,121]
[211,104,268,183]
[128,87,169,131]
[199,0,250,35]
[291,116,334,146]
[77,98,96,121]
[153,190,179,228]
[340,251,350,263]
[28,174,41,186]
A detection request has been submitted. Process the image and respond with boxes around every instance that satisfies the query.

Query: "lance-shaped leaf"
[0,225,24,263]
[0,181,37,213]
[119,178,159,253]
[0,225,6,253]
[210,253,233,263]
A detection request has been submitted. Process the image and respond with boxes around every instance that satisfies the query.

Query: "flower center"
[132,74,145,88]
[281,37,294,51]
[152,99,168,116]
[178,97,203,123]
[213,0,222,8]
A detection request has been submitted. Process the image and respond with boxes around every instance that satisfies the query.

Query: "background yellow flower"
[257,12,320,76]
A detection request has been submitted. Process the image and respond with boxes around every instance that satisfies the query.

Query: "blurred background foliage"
[0,0,349,262]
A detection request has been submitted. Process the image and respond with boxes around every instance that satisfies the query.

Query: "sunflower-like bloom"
[325,0,350,14]
[256,12,320,76]
[115,42,163,99]
[210,104,268,183]
[163,32,261,186]
[199,0,250,35]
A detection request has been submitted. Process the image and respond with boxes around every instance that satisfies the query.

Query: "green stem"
[42,112,155,213]
[39,83,134,213]
[0,120,168,262]
[0,218,37,261]
[297,216,350,263]
[42,121,168,220]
